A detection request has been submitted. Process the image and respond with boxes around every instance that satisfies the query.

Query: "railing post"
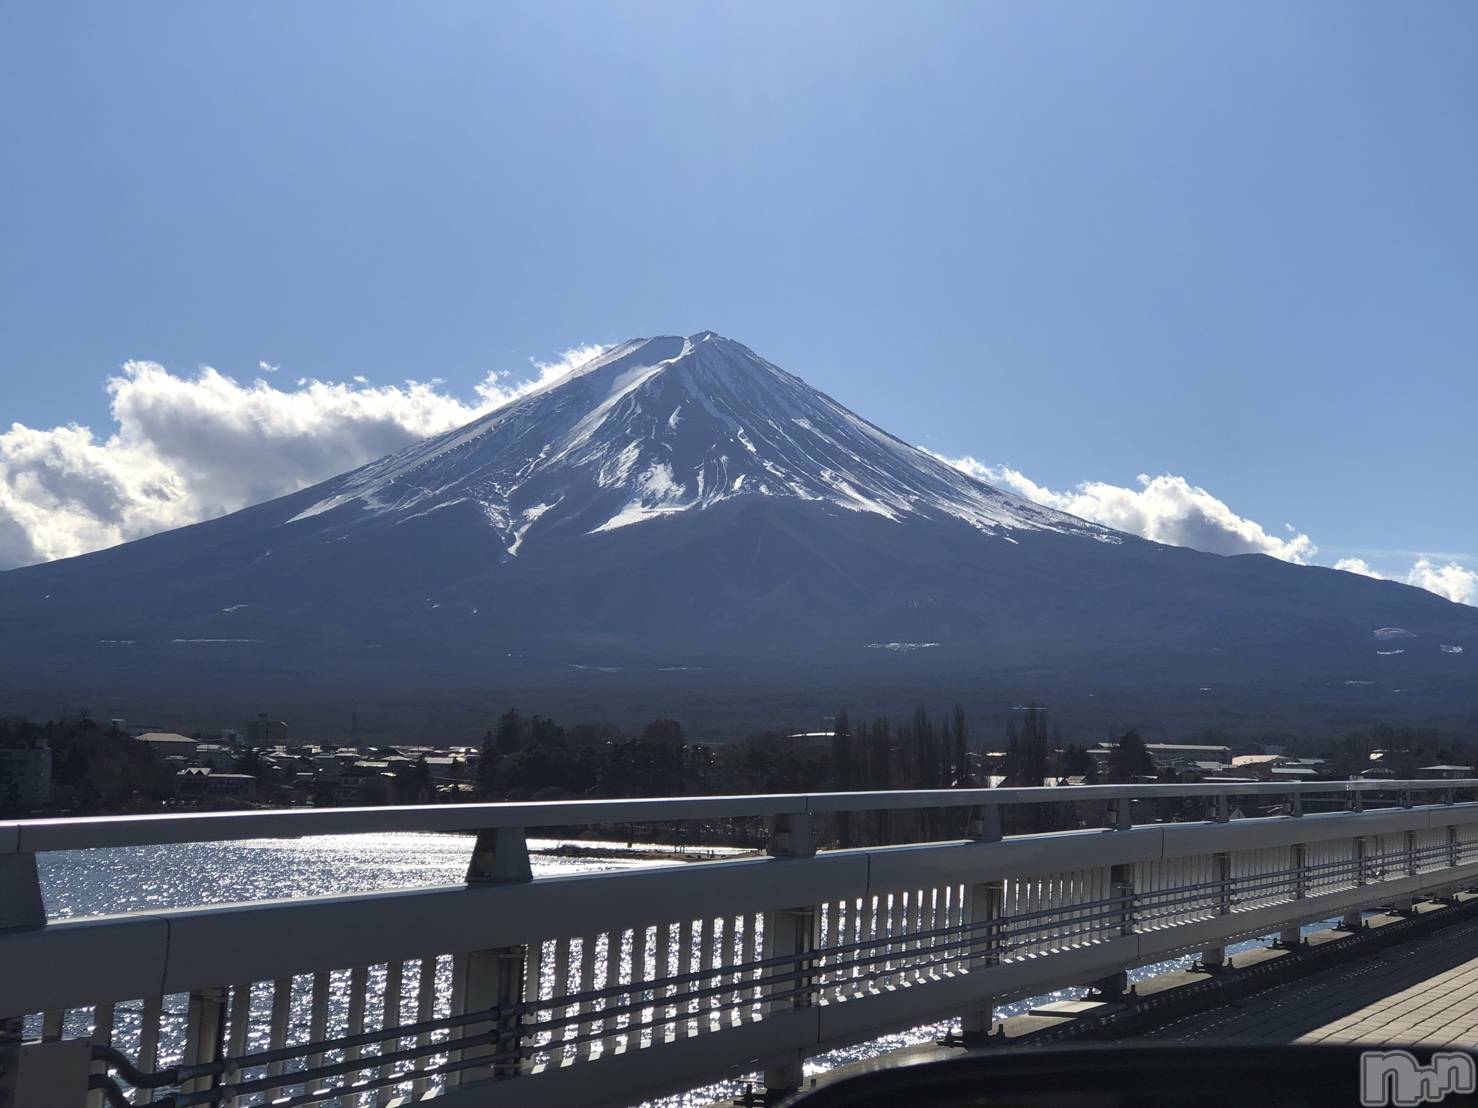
[767,811,816,860]
[1109,798,1132,831]
[1286,792,1303,818]
[1390,829,1420,915]
[1348,789,1365,814]
[1341,835,1367,930]
[960,878,1003,1044]
[1090,862,1135,998]
[181,987,227,1095]
[466,826,532,885]
[1201,852,1233,971]
[1277,843,1307,947]
[1208,795,1230,823]
[0,853,45,932]
[966,805,1002,843]
[453,827,533,1085]
[763,811,816,1100]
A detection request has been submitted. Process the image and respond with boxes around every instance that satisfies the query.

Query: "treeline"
[477,704,994,803]
[0,715,174,815]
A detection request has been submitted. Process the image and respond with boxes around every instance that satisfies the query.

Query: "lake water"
[34,832,1293,1105]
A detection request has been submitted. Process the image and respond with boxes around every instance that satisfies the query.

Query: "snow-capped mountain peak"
[290,332,1112,555]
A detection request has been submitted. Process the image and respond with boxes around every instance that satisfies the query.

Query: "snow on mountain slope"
[290,331,1117,556]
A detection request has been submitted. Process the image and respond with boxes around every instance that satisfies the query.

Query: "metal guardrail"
[4,781,1478,1108]
[1,778,1469,854]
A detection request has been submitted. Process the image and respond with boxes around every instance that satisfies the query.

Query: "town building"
[0,739,52,812]
[174,767,258,803]
[245,714,289,747]
[134,732,200,759]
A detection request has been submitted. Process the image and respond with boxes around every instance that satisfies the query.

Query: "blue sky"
[1,2,1474,591]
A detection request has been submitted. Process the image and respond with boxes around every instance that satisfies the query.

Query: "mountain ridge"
[282,331,1114,558]
[0,332,1473,740]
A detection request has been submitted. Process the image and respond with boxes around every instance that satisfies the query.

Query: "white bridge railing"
[4,780,1478,1108]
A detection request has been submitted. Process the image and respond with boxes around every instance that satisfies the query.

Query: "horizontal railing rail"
[6,782,1478,1108]
[4,778,1475,854]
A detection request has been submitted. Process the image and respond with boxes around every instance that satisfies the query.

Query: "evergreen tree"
[831,709,853,791]
[494,709,526,755]
[951,705,970,786]
[1107,730,1156,783]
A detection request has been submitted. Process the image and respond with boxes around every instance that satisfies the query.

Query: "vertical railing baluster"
[304,972,330,1094]
[444,954,467,1090]
[182,986,228,1096]
[265,976,293,1086]
[86,1003,115,1108]
[219,983,252,1108]
[135,995,163,1105]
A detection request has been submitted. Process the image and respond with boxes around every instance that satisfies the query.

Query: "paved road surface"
[1148,917,1478,1047]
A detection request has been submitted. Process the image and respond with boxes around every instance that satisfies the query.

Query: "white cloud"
[935,456,1318,562]
[938,455,1474,607]
[1335,556,1477,605]
[0,345,606,569]
[1404,558,1478,606]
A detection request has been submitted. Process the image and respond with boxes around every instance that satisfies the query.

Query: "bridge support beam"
[762,813,817,1102]
[961,878,1003,1045]
[1091,862,1137,997]
[181,987,227,1095]
[457,946,527,1081]
[448,828,534,1087]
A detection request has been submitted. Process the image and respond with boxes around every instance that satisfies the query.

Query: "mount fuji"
[1,333,1473,738]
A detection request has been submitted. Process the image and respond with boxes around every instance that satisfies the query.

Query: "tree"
[1107,730,1155,783]
[1060,744,1094,779]
[494,710,526,755]
[1004,706,1050,788]
[951,705,970,787]
[831,709,853,791]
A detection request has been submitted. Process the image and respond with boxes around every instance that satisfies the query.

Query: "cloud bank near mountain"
[0,346,604,567]
[1,355,1471,607]
[932,454,1472,607]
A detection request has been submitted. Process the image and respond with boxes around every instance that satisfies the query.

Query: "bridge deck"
[1149,916,1478,1047]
